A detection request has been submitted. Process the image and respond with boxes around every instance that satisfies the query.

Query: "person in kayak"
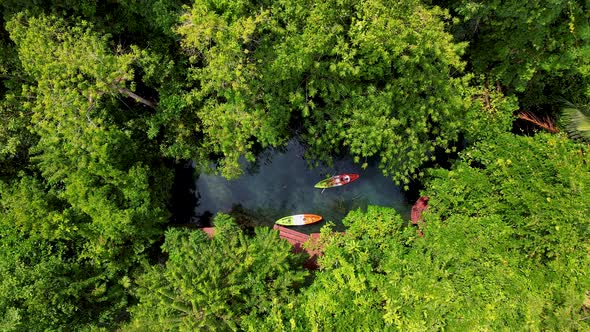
[333,174,350,186]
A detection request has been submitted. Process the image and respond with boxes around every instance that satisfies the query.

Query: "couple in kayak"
[332,174,351,186]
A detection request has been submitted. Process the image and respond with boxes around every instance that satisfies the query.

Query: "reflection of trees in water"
[203,176,234,209]
[243,139,316,176]
[243,142,290,175]
[328,192,367,216]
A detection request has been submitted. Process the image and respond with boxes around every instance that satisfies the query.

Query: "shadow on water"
[172,140,412,234]
[168,160,206,227]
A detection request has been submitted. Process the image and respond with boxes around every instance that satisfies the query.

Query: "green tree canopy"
[1,13,174,330]
[425,132,590,264]
[419,132,590,329]
[0,177,131,330]
[7,13,172,267]
[443,0,590,107]
[174,0,471,182]
[1,1,589,330]
[0,28,35,180]
[127,214,308,331]
[278,203,589,330]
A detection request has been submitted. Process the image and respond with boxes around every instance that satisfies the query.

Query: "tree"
[0,177,129,330]
[422,132,590,329]
[127,214,308,331]
[0,30,36,181]
[1,13,174,329]
[175,0,471,182]
[425,132,590,263]
[286,202,589,330]
[462,80,518,144]
[440,0,590,108]
[285,207,530,330]
[295,206,413,330]
[7,13,172,268]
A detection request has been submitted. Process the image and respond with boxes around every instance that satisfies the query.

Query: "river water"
[181,140,411,234]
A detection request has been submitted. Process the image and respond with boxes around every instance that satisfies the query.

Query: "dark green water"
[189,140,411,234]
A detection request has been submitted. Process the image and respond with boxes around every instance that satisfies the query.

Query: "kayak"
[275,214,323,226]
[314,173,359,189]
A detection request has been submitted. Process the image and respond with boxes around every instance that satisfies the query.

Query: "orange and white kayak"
[275,214,323,226]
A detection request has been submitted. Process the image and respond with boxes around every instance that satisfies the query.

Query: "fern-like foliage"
[127,214,308,331]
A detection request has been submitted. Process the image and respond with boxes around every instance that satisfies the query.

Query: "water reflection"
[190,140,411,233]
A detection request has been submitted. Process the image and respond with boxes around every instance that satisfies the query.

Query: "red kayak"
[314,173,359,189]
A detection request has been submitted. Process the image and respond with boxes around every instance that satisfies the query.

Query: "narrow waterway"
[176,140,412,234]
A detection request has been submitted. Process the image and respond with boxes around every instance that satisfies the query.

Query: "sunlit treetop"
[176,0,471,182]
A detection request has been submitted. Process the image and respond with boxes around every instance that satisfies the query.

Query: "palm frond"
[517,111,558,133]
[562,105,590,142]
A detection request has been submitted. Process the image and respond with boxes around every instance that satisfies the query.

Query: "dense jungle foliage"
[0,0,589,330]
